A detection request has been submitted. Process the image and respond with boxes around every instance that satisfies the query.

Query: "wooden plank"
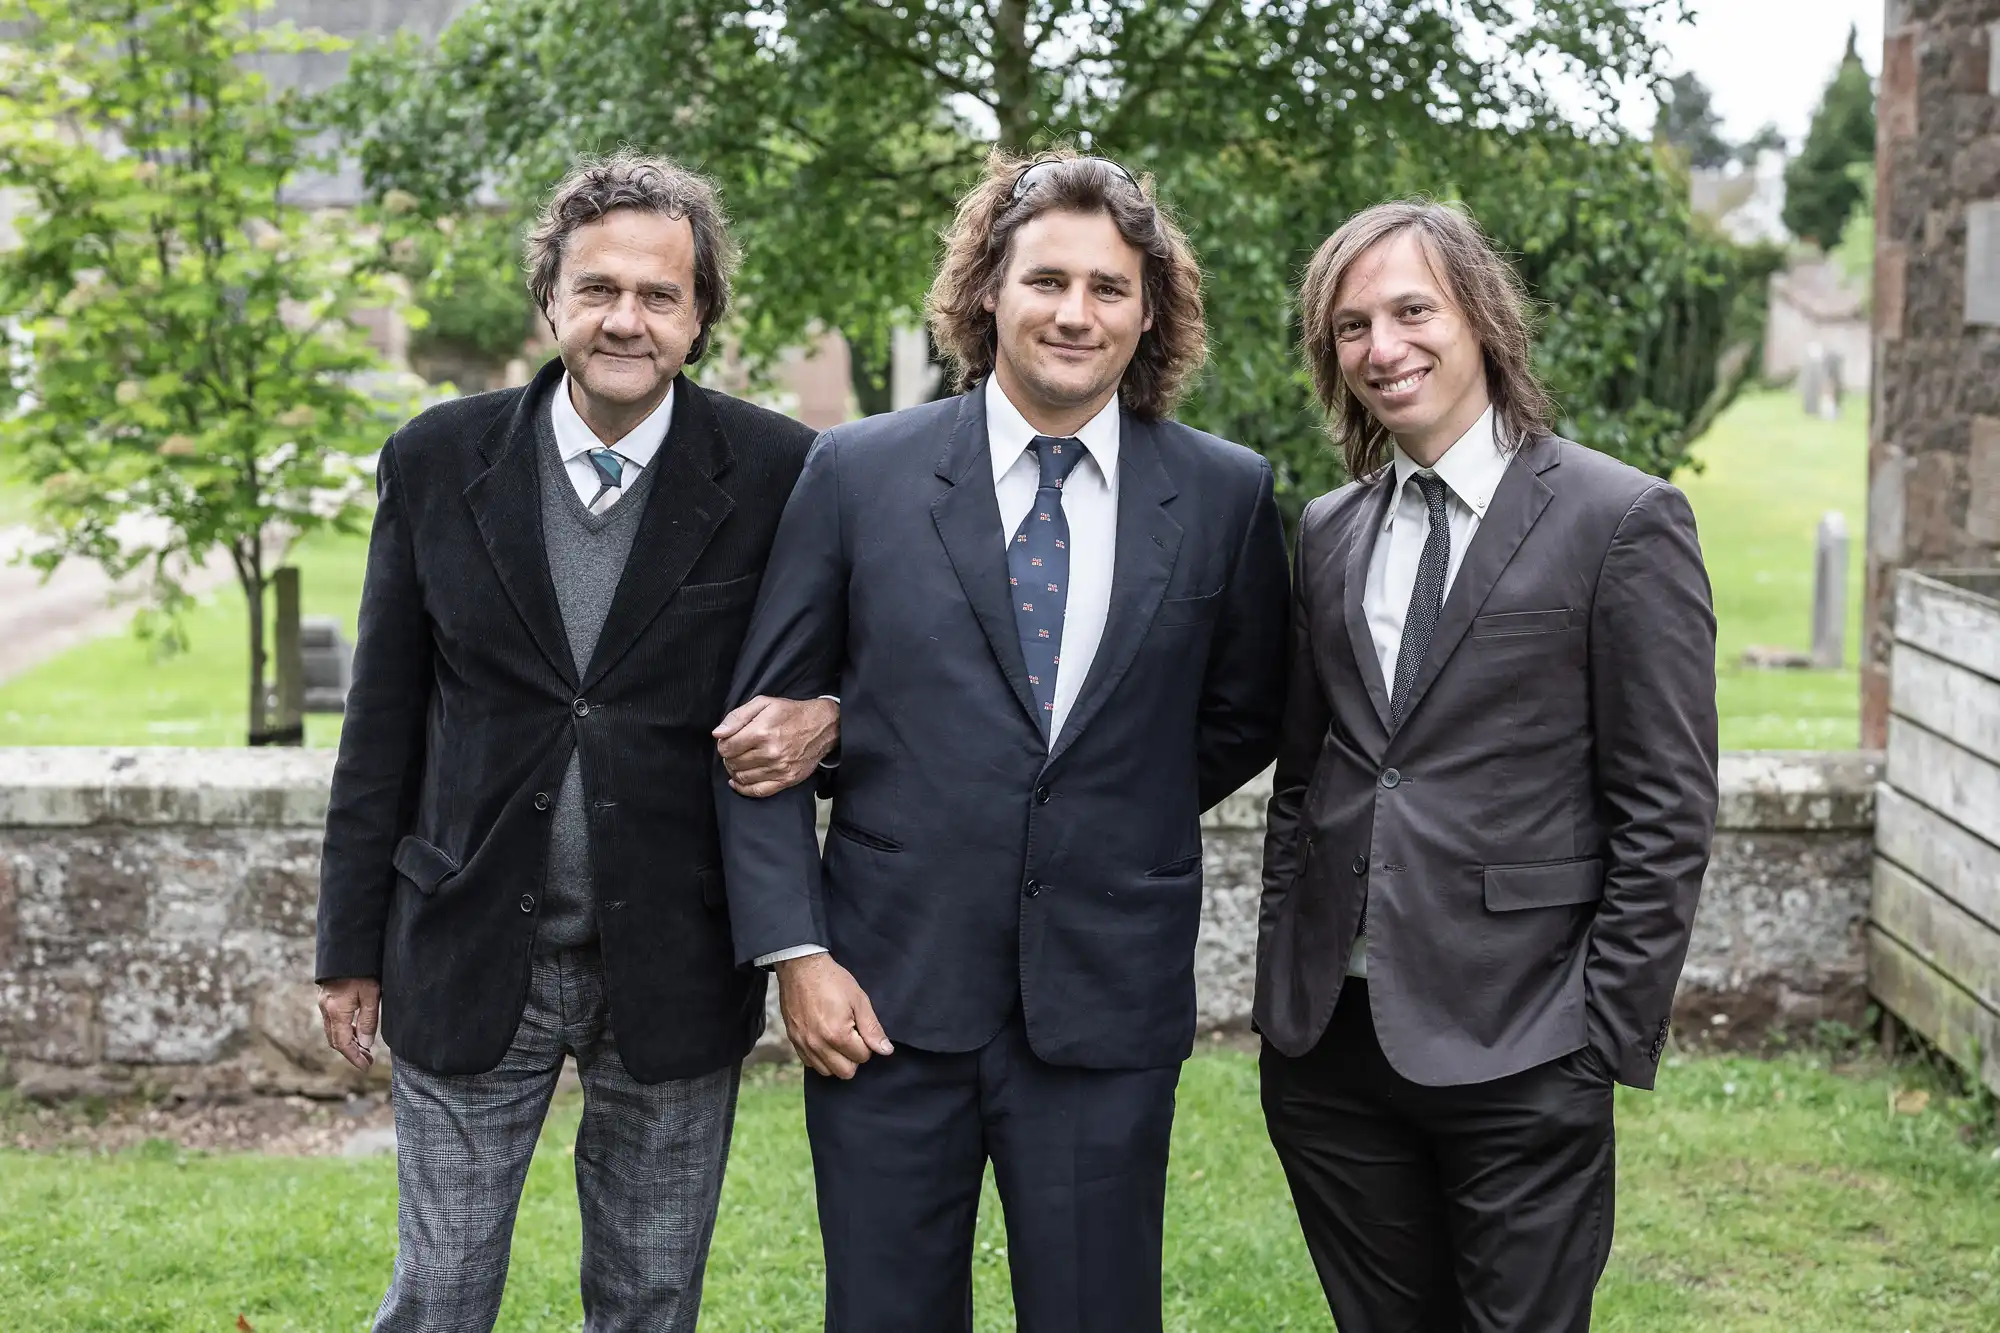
[1885,718,2000,849]
[1868,927,2000,1097]
[1872,857,2000,1012]
[1896,570,2000,682]
[1876,786,2000,932]
[1890,644,2000,767]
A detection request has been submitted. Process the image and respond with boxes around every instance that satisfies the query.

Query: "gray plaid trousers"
[372,946,740,1333]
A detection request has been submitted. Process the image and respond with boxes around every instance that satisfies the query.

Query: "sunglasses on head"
[1009,155,1143,202]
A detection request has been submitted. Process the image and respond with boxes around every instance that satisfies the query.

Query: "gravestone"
[1812,513,1849,669]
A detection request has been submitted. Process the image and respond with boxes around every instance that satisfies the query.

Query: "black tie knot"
[1032,435,1086,489]
[1413,470,1449,518]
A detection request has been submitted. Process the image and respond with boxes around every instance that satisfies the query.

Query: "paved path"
[0,524,236,685]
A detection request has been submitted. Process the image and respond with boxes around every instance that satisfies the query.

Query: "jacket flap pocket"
[392,835,460,895]
[1145,853,1202,879]
[1483,857,1604,911]
[696,863,725,909]
[672,572,761,613]
[1470,608,1574,637]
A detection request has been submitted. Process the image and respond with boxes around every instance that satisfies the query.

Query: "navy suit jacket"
[716,387,1290,1069]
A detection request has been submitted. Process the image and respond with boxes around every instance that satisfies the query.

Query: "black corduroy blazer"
[315,358,816,1082]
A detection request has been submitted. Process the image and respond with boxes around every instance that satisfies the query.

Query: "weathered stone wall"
[1865,0,2000,745]
[0,748,1879,1099]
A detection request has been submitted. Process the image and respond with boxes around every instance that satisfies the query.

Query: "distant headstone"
[1799,345,1842,419]
[301,617,353,713]
[1811,512,1849,669]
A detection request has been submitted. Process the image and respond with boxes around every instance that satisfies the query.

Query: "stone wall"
[1865,0,2000,745]
[0,748,1879,1100]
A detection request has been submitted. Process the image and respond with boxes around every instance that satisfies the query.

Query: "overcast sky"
[1614,0,1885,147]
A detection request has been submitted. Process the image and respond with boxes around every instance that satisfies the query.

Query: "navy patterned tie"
[1009,435,1085,737]
[1390,471,1452,728]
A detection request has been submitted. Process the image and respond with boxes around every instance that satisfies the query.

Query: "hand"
[775,953,893,1079]
[715,695,839,797]
[317,977,382,1072]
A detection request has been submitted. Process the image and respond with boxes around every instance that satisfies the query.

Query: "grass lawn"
[0,527,366,748]
[0,387,1867,750]
[1672,388,1868,750]
[1,1050,1997,1330]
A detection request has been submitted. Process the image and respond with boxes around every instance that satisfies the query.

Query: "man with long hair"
[1256,198,1719,1330]
[717,148,1289,1331]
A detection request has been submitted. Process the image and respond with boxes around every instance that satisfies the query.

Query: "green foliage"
[1653,70,1732,169]
[1782,25,1877,248]
[0,0,413,742]
[328,0,1764,522]
[1735,121,1789,167]
[392,207,536,364]
[1833,159,1877,302]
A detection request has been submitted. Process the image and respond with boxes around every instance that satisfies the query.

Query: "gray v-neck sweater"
[534,406,661,953]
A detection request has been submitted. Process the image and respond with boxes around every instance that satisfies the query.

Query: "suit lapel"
[463,360,578,688]
[1341,472,1397,735]
[1048,412,1181,765]
[1391,432,1560,730]
[580,375,735,691]
[931,390,1044,733]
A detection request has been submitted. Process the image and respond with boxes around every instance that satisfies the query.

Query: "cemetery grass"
[1672,388,1868,751]
[0,527,365,747]
[0,386,1863,750]
[3,1050,1999,1331]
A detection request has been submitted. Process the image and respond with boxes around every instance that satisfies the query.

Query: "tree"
[1783,24,1876,248]
[333,0,1756,520]
[1735,122,1787,167]
[1653,71,1732,169]
[0,0,414,742]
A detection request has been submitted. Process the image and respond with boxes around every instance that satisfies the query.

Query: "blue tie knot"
[1032,436,1086,490]
[588,448,626,489]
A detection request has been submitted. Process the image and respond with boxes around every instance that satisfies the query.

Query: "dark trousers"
[804,1011,1182,1333]
[1260,980,1616,1333]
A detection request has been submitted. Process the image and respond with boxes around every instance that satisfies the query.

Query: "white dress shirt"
[550,372,674,510]
[985,374,1121,741]
[754,378,1124,969]
[1350,405,1510,978]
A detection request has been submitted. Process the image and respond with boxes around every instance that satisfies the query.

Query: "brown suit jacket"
[1254,432,1718,1089]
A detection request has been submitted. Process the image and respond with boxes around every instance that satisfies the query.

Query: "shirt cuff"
[755,944,829,968]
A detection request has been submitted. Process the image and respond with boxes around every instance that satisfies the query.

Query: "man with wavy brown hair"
[717,148,1289,1331]
[1258,199,1718,1331]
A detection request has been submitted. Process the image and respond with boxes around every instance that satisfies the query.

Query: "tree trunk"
[240,538,267,745]
[992,0,1034,151]
[849,336,894,418]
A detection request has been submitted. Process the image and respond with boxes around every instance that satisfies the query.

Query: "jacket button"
[533,791,551,811]
[1035,785,1051,805]
[572,698,590,718]
[1023,879,1042,898]
[1379,768,1402,789]
[1351,854,1367,875]
[519,894,535,912]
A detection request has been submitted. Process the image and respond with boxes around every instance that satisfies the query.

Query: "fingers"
[853,993,895,1057]
[318,986,374,1072]
[728,775,797,799]
[355,984,381,1057]
[712,695,775,742]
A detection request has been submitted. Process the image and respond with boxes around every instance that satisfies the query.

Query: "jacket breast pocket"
[392,835,460,896]
[1482,857,1604,911]
[1470,608,1574,638]
[672,572,761,612]
[1154,589,1222,628]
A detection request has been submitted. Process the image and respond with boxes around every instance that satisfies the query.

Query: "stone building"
[1865,0,2000,745]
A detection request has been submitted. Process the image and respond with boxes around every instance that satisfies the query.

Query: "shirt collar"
[1389,405,1505,520]
[551,371,675,467]
[984,375,1121,487]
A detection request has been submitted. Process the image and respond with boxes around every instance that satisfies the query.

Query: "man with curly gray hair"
[315,150,837,1331]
